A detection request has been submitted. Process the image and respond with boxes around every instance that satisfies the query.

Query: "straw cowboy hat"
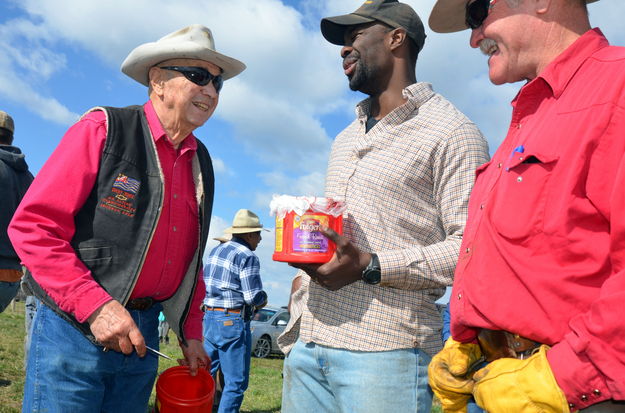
[121,24,246,86]
[212,233,232,243]
[429,0,599,33]
[224,209,269,235]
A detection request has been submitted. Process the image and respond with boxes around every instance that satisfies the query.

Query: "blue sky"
[1,0,621,306]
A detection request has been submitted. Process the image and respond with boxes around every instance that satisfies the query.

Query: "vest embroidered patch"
[99,173,140,217]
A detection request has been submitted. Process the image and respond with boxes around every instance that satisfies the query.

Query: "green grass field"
[0,301,282,413]
[0,301,441,413]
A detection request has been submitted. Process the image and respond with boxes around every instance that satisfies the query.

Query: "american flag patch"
[112,173,140,194]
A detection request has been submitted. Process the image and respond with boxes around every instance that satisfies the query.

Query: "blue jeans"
[203,309,251,413]
[282,340,433,413]
[0,280,19,312]
[23,303,160,413]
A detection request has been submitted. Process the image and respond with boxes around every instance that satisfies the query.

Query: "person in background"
[158,311,170,344]
[202,209,268,413]
[210,230,231,411]
[0,110,33,313]
[278,1,489,412]
[427,0,625,411]
[8,24,245,412]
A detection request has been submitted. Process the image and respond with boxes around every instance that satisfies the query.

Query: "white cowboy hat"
[429,0,599,33]
[224,209,270,234]
[121,24,246,86]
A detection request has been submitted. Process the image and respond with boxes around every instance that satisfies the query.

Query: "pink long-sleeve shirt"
[9,101,205,339]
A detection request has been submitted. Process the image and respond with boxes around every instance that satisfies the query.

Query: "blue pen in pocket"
[505,145,525,172]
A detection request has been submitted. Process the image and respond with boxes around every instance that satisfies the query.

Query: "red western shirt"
[451,29,625,408]
[9,101,205,339]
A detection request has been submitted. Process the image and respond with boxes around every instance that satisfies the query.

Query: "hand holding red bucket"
[270,195,345,264]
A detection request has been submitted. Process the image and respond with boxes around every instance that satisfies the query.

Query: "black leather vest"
[24,105,214,344]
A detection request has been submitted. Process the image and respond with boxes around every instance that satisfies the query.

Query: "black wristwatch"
[362,253,381,285]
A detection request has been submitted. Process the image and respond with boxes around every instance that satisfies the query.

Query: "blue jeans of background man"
[281,340,433,413]
[203,309,251,413]
[23,302,160,413]
[0,280,19,312]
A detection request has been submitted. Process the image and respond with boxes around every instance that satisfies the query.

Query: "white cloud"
[210,157,231,176]
[0,18,79,125]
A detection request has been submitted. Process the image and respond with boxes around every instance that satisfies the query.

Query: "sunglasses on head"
[466,0,498,30]
[158,66,223,92]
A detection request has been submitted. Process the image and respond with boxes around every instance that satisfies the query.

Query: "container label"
[292,214,330,253]
[275,216,283,252]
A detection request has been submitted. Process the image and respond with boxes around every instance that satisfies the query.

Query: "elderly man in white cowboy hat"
[201,208,268,413]
[8,24,244,412]
[426,0,625,412]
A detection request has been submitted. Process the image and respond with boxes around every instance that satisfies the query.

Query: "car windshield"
[253,309,277,322]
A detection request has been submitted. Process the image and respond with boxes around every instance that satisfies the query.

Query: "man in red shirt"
[427,0,625,411]
[8,24,245,412]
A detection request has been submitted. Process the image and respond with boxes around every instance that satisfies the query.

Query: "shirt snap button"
[593,389,601,396]
[517,176,523,182]
[581,395,588,401]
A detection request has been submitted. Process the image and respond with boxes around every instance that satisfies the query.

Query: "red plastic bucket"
[273,209,343,264]
[155,366,215,413]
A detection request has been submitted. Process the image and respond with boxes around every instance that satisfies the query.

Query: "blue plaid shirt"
[202,238,267,309]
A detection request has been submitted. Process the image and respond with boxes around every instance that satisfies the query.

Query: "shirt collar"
[355,82,434,121]
[536,28,610,99]
[143,100,198,153]
[231,236,252,250]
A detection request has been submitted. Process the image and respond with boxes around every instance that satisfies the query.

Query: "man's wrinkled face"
[341,22,393,94]
[468,0,538,84]
[154,58,221,131]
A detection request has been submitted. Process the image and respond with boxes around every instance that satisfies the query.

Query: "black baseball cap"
[320,0,426,52]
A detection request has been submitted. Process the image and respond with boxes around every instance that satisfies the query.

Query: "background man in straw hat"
[202,208,268,413]
[8,24,245,411]
[278,1,488,412]
[427,0,625,411]
[0,110,33,313]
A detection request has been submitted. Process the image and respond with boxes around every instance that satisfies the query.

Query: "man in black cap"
[278,1,489,412]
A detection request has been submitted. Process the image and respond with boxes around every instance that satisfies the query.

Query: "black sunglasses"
[158,66,223,92]
[466,0,497,30]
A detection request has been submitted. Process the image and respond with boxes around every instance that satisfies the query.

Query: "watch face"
[363,268,381,284]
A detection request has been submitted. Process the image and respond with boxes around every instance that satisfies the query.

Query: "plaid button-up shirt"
[279,83,489,356]
[202,238,267,309]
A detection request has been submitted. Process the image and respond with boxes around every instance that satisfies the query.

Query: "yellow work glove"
[473,345,569,413]
[428,338,483,413]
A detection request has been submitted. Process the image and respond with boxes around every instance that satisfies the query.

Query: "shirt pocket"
[488,152,559,240]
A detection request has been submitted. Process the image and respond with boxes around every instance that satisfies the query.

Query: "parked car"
[250,306,290,358]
